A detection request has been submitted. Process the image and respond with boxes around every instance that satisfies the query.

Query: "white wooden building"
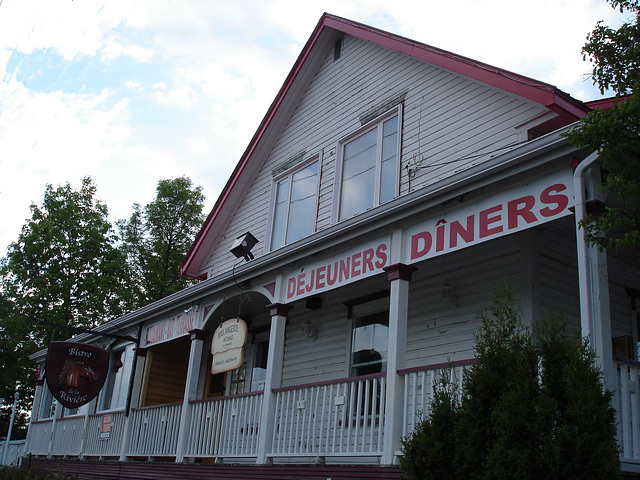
[24,13,640,478]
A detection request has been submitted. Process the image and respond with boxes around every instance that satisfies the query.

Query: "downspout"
[573,150,599,345]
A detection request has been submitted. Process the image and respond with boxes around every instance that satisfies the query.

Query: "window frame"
[333,105,402,223]
[99,342,136,412]
[266,154,321,252]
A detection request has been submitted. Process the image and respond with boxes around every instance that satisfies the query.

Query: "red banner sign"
[45,342,110,409]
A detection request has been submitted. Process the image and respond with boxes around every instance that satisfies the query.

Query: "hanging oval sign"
[211,318,248,374]
[45,341,110,409]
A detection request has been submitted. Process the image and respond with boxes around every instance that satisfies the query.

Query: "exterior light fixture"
[301,319,318,341]
[442,281,457,307]
[230,232,258,262]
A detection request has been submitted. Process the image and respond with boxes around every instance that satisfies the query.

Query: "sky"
[0,0,630,257]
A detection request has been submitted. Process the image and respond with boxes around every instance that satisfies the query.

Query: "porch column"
[119,347,147,461]
[587,245,614,391]
[78,397,97,460]
[574,153,614,392]
[175,329,207,463]
[256,303,292,464]
[382,263,416,465]
[47,401,64,458]
[25,372,45,455]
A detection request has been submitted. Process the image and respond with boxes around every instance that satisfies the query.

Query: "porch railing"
[25,419,54,456]
[126,402,182,458]
[2,440,27,466]
[50,415,85,456]
[401,361,470,437]
[615,357,640,462]
[23,358,640,467]
[83,410,127,457]
[185,392,263,459]
[271,373,386,458]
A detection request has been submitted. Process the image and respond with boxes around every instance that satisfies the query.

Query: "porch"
[23,358,640,472]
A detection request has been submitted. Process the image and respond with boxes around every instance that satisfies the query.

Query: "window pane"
[270,179,289,250]
[286,162,318,243]
[340,128,377,220]
[351,311,389,376]
[102,344,135,411]
[380,117,398,204]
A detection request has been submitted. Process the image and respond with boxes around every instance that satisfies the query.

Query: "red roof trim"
[181,13,590,278]
[586,95,630,110]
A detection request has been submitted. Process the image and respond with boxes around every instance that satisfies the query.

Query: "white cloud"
[185,138,210,155]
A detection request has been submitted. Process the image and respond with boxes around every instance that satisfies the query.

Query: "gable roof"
[181,12,591,279]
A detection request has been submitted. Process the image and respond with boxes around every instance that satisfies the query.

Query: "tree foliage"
[1,177,133,344]
[566,0,640,250]
[0,177,134,432]
[118,176,205,305]
[401,285,620,480]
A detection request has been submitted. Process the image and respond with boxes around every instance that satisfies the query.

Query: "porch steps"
[26,458,403,480]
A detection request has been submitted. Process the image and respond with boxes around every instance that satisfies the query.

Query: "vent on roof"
[334,37,343,60]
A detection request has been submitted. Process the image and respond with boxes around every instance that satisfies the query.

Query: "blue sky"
[0,0,628,255]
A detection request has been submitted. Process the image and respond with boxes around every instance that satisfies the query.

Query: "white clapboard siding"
[608,256,640,340]
[406,235,523,367]
[201,33,550,277]
[281,300,352,388]
[537,226,581,328]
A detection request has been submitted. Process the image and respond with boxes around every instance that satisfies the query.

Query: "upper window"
[269,158,319,251]
[336,107,401,222]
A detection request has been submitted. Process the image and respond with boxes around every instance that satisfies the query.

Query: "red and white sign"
[407,168,574,264]
[142,309,196,348]
[285,237,390,302]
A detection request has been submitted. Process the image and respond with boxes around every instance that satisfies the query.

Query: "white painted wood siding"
[277,235,523,387]
[405,234,523,367]
[608,256,640,341]
[201,34,551,277]
[536,225,581,330]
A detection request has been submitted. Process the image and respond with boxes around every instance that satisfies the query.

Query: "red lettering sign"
[285,241,389,301]
[409,176,572,263]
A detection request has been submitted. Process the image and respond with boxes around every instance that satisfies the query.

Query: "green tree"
[400,372,458,480]
[401,285,620,480]
[0,177,133,427]
[566,0,640,250]
[118,176,205,304]
[0,287,33,440]
[2,177,132,343]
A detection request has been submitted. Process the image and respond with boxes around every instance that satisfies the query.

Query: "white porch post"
[47,401,63,458]
[77,397,97,460]
[256,303,291,464]
[382,263,416,465]
[588,245,615,391]
[574,152,615,392]
[175,329,207,463]
[25,374,44,455]
[119,347,147,461]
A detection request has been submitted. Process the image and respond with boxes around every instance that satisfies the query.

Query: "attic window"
[334,37,343,60]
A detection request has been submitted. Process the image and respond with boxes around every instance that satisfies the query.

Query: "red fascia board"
[586,95,630,110]
[323,15,588,118]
